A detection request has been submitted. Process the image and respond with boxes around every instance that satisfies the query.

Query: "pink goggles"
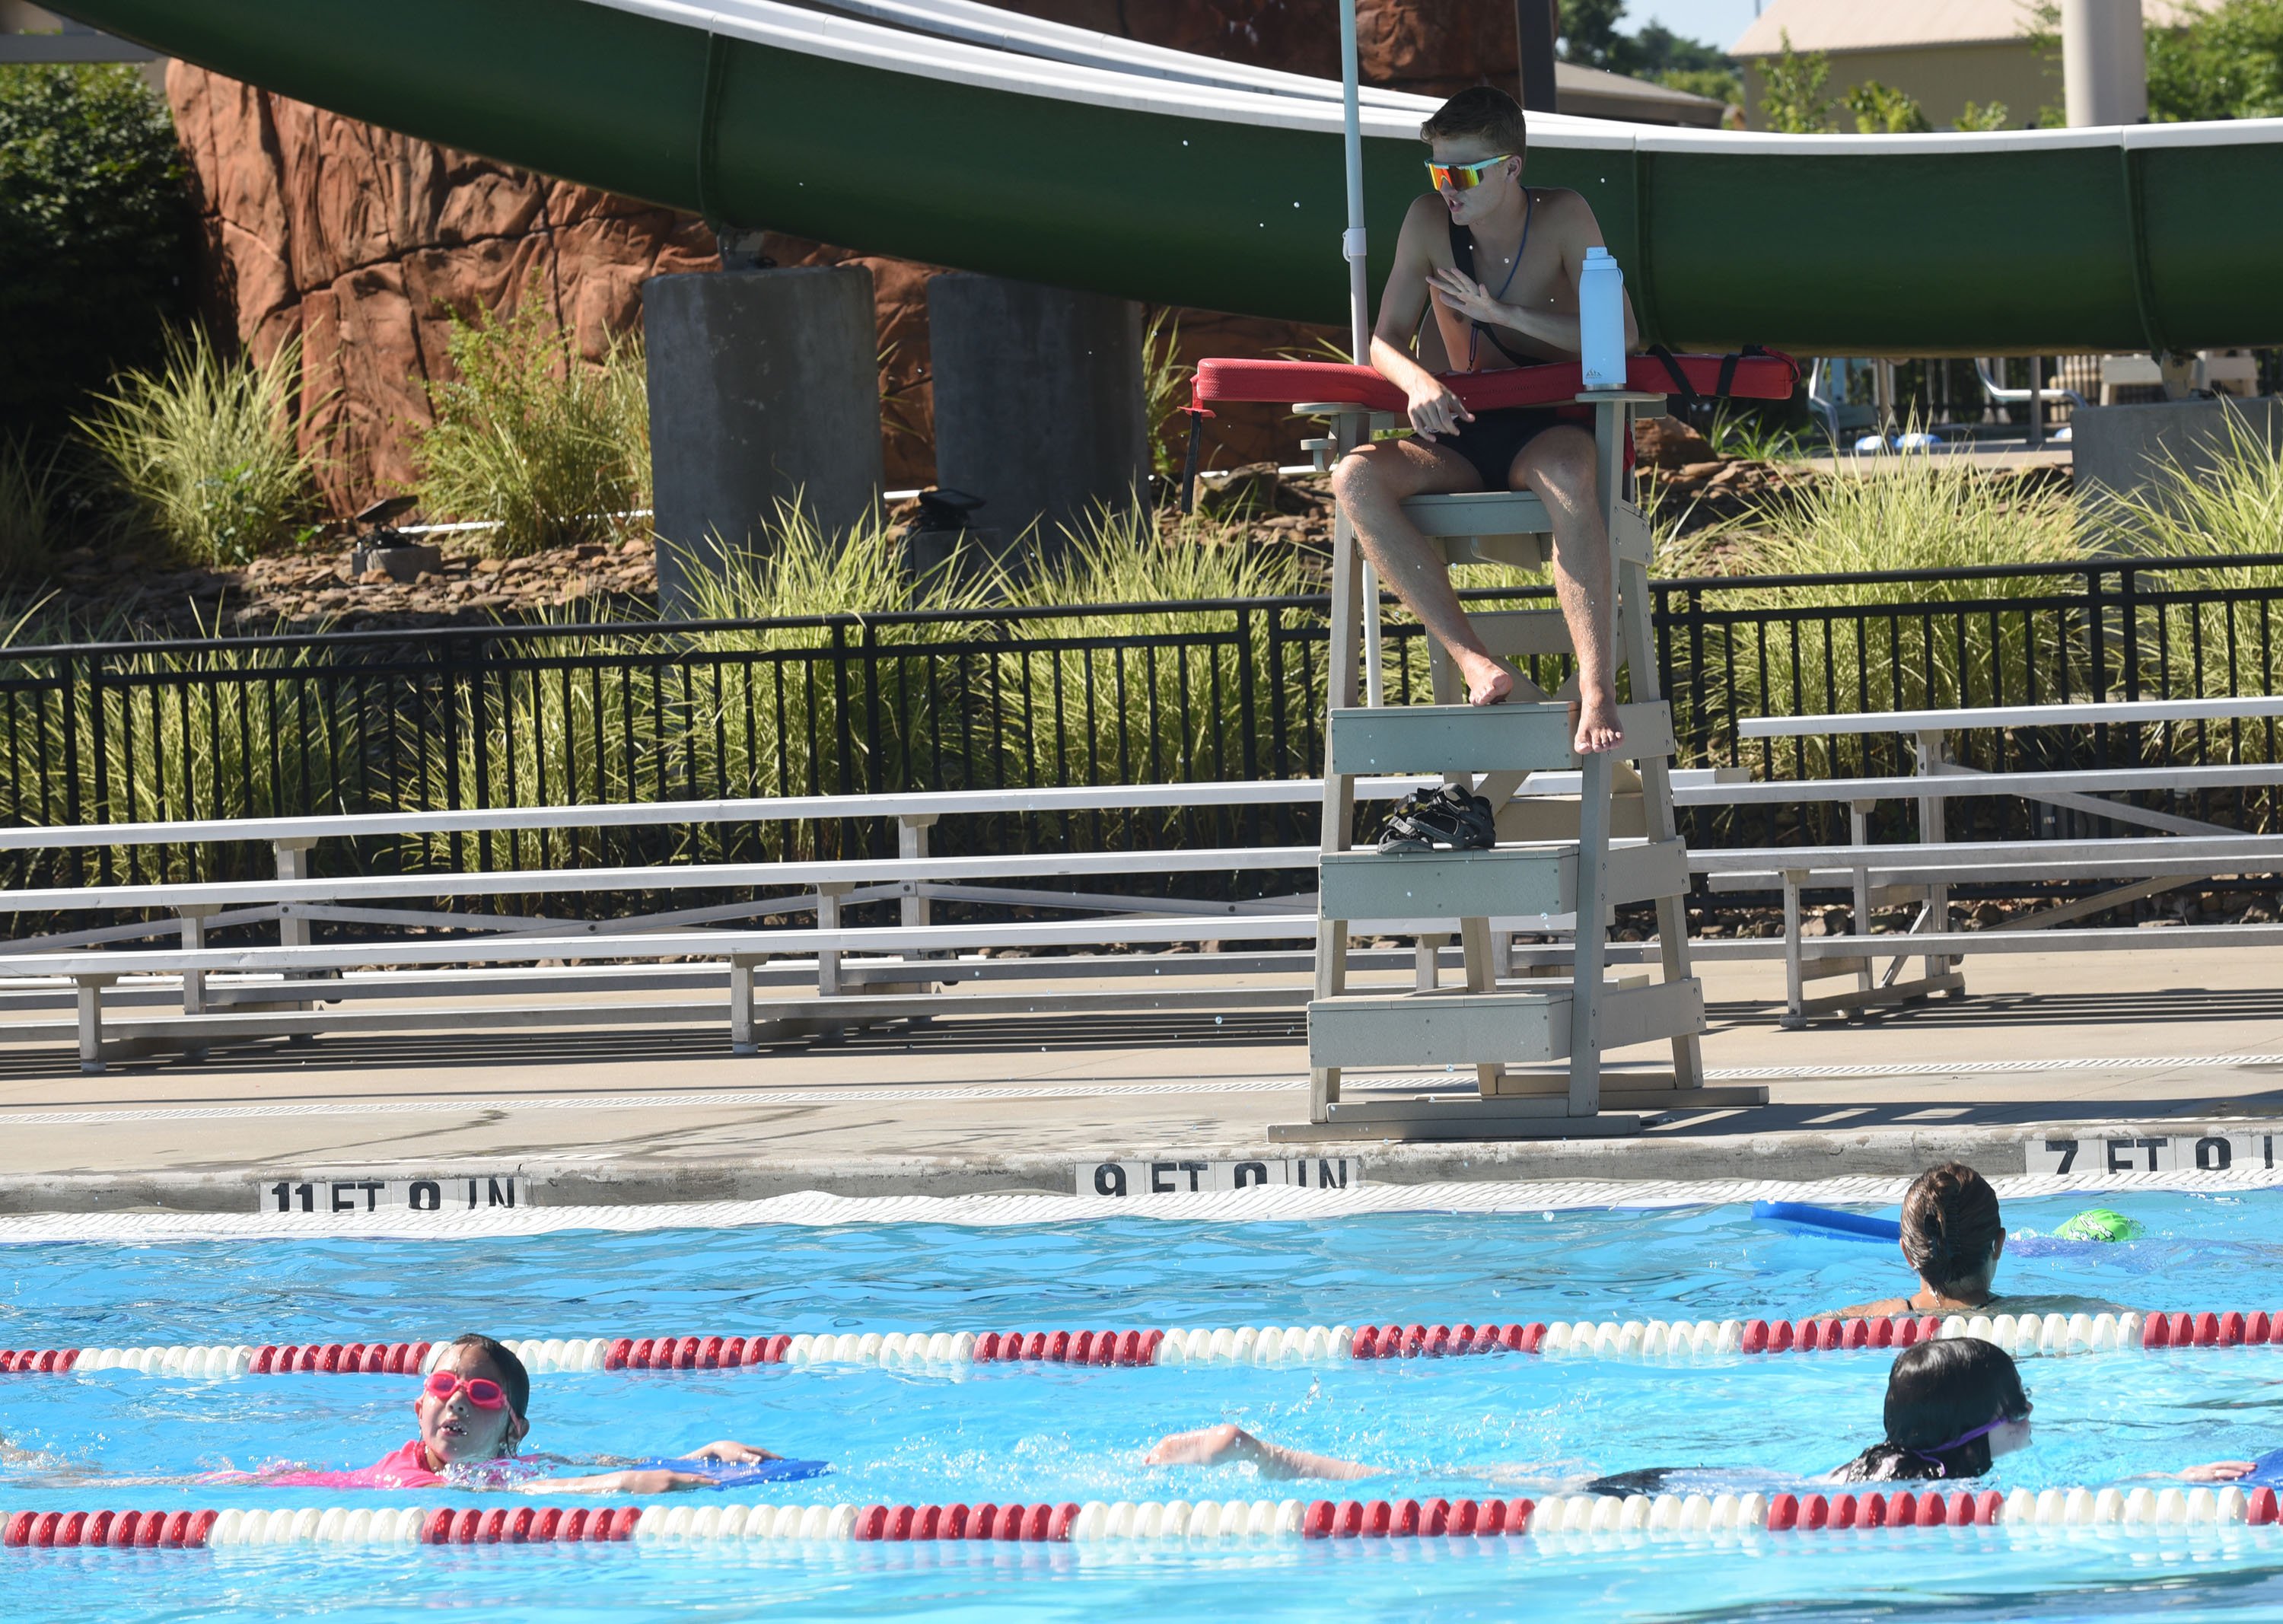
[424,1370,510,1412]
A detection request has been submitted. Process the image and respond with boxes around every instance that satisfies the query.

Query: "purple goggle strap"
[1906,1415,2015,1476]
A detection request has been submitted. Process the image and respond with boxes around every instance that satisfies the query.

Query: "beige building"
[1731,0,2191,131]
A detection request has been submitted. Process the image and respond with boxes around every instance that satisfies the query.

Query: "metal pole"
[1337,0,1370,362]
[1336,0,1385,705]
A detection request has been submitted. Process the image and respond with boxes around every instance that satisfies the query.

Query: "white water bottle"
[1578,246,1627,390]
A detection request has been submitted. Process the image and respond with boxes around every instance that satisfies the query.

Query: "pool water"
[8,1190,2283,1619]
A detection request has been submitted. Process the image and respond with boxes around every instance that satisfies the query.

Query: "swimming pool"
[8,1187,2283,1619]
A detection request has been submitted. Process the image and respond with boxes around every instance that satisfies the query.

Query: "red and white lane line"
[8,1482,2283,1549]
[20,1307,2283,1380]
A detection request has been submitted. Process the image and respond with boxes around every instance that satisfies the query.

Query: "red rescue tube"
[1449,1498,1479,1535]
[1048,1503,1081,1542]
[2251,1488,2280,1525]
[1767,1493,1799,1530]
[1188,354,1799,415]
[1741,1320,1769,1354]
[604,1338,633,1370]
[1476,1499,1508,1536]
[1304,1501,1336,1539]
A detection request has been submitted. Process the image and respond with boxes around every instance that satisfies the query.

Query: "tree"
[1845,79,1931,133]
[1756,31,1832,132]
[1558,0,1629,69]
[1956,100,2011,131]
[0,65,192,444]
[2147,0,2283,120]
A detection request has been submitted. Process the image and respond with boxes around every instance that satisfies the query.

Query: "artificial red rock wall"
[167,63,720,511]
[170,2,1519,513]
[1015,0,1520,96]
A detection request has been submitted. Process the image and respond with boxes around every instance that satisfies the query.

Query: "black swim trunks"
[1441,404,1570,489]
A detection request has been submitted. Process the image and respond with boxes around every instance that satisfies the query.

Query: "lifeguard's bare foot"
[1454,652,1514,707]
[1571,693,1625,755]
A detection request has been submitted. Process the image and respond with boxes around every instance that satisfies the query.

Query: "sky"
[1626,0,1766,53]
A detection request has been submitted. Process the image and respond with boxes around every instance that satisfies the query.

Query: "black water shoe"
[1374,785,1497,855]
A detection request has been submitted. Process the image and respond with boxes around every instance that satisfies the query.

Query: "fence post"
[862,617,885,798]
[829,620,855,798]
[1234,601,1259,775]
[2085,563,2110,769]
[2119,562,2143,775]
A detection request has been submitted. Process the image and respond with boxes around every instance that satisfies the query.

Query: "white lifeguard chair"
[1274,390,1762,1141]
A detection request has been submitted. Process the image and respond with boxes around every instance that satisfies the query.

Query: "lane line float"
[8,1484,2279,1549]
[30,1309,2283,1380]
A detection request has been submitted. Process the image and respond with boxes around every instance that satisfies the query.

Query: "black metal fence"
[4,552,2281,893]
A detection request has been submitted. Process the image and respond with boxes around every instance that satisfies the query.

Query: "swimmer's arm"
[1144,1424,1380,1482]
[1816,1297,1912,1320]
[514,1469,715,1495]
[2180,1461,2259,1482]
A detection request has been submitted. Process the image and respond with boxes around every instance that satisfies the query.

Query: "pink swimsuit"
[213,1440,546,1490]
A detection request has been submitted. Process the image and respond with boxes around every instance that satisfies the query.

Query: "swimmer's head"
[1420,87,1527,221]
[414,1333,530,1467]
[1840,1337,2033,1482]
[1899,1163,2006,1302]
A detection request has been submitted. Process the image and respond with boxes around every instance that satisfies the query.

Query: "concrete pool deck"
[4,943,2281,1213]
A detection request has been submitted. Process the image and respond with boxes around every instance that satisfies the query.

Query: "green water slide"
[53,0,2283,355]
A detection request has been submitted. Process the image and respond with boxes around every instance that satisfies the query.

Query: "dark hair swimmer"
[1832,1337,2036,1482]
[1142,1339,2036,1489]
[1826,1162,2116,1320]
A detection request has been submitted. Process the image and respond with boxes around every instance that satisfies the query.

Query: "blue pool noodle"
[1752,1200,1902,1243]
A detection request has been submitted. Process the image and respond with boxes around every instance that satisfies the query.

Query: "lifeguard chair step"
[1329,702,1676,778]
[1307,978,1702,1070]
[1319,838,1688,923]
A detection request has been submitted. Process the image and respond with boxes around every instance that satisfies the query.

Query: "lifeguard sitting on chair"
[1332,86,1633,750]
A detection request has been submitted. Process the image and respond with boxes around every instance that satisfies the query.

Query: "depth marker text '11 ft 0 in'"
[1081,1158,1362,1196]
[262,1177,527,1216]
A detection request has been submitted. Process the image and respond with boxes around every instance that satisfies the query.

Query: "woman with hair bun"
[1832,1163,2006,1319]
[1827,1161,2109,1320]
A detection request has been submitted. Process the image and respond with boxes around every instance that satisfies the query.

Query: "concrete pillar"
[643,266,882,616]
[926,275,1148,567]
[2063,0,2147,126]
[2072,397,2282,509]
